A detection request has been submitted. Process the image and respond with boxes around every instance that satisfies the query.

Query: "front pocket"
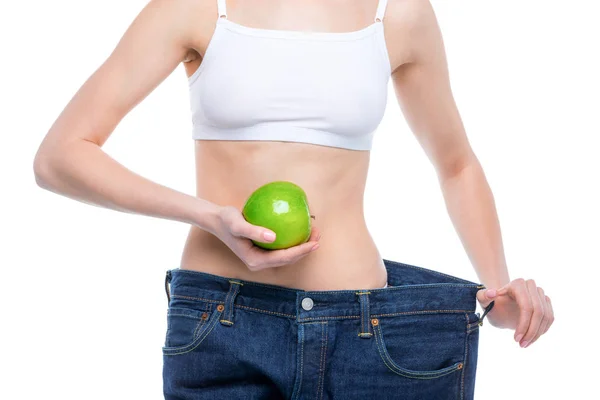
[371,313,467,380]
[162,304,223,356]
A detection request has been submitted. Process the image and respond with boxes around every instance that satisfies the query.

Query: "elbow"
[438,151,479,181]
[33,149,57,190]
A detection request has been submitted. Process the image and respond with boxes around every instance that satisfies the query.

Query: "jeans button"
[301,297,314,311]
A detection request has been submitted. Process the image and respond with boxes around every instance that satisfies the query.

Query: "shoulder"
[143,0,218,39]
[144,0,219,58]
[385,0,436,29]
[146,0,214,14]
[384,0,444,64]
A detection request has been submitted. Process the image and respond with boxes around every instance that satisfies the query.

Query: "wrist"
[188,197,222,236]
[479,271,511,290]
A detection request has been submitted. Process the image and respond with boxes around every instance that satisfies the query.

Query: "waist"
[180,219,386,290]
[188,140,374,289]
[165,259,483,322]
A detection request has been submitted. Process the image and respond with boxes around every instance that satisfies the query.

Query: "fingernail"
[515,334,523,343]
[520,341,529,348]
[264,231,276,242]
[486,289,497,298]
[312,243,320,251]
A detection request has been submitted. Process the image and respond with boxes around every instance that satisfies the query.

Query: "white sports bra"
[188,0,391,151]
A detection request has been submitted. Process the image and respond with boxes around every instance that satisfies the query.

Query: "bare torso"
[178,0,410,291]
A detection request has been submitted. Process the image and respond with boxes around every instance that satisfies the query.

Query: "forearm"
[439,157,511,289]
[33,139,221,235]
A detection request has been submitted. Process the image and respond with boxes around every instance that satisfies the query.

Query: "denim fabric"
[162,258,494,399]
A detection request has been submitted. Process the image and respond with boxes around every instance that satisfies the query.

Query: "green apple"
[242,181,313,250]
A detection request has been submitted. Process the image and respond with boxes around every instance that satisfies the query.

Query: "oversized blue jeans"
[162,258,494,399]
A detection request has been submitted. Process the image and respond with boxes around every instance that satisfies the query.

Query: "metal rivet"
[371,318,379,326]
[201,312,208,320]
[458,363,464,369]
[217,304,225,312]
[301,297,314,311]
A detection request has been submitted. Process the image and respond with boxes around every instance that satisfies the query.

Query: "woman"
[33,0,554,398]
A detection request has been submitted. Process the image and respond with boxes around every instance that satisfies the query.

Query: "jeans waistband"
[164,259,492,323]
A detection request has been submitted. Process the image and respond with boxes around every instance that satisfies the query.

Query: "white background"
[2,0,598,398]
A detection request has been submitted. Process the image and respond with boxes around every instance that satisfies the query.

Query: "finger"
[232,221,277,243]
[509,279,534,343]
[496,281,514,296]
[520,279,545,348]
[308,225,321,242]
[257,239,319,268]
[476,288,497,308]
[544,295,554,332]
[528,287,549,346]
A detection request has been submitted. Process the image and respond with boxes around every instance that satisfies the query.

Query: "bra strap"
[374,0,389,22]
[217,0,227,19]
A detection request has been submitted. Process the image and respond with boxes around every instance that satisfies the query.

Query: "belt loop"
[220,280,243,326]
[478,301,495,326]
[356,291,372,339]
[165,270,172,304]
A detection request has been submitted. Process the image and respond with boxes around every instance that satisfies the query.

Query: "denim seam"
[297,309,477,322]
[236,304,297,318]
[170,295,476,320]
[372,309,476,317]
[298,315,360,322]
[466,321,481,329]
[461,313,469,400]
[171,294,224,305]
[317,322,328,400]
[171,294,298,318]
[299,327,305,398]
[167,312,206,318]
[291,325,305,400]
[466,318,481,329]
[221,282,241,326]
[466,326,480,334]
[192,319,206,339]
[357,292,372,337]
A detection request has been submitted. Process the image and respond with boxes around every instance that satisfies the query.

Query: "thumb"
[476,288,498,307]
[495,282,512,296]
[233,221,277,243]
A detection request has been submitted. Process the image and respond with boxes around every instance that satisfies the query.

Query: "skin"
[33,0,553,347]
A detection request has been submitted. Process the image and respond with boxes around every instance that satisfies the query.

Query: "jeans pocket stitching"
[372,320,464,380]
[162,308,222,356]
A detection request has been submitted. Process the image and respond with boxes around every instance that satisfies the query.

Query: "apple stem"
[310,215,316,220]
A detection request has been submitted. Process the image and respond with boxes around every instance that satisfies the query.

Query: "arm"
[388,0,511,289]
[32,0,220,235]
[32,0,320,270]
[389,1,555,348]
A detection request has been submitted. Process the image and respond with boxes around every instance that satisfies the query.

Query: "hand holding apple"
[214,181,320,271]
[242,181,314,250]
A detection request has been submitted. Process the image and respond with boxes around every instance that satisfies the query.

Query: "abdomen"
[179,139,387,290]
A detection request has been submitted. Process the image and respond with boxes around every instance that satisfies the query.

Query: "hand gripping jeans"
[162,258,495,400]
